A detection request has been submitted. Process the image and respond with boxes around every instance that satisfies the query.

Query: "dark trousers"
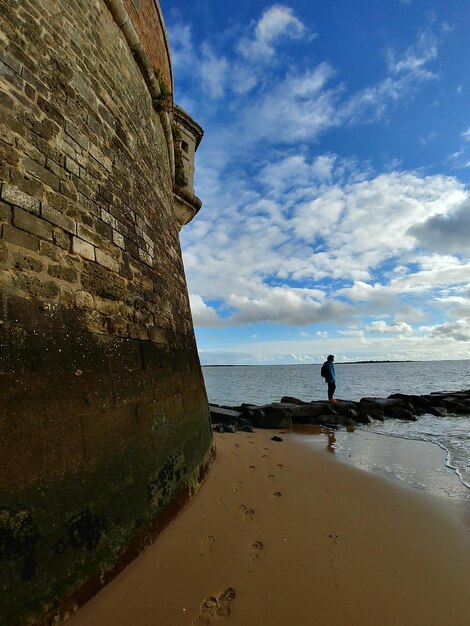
[328,382,336,400]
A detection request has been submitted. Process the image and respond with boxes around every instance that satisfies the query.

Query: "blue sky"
[160,0,470,365]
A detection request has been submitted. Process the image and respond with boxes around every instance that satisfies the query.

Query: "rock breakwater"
[210,390,470,432]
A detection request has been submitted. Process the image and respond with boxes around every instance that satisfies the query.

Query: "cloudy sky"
[160,0,470,365]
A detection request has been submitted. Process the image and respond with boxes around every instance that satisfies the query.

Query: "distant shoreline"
[202,360,415,367]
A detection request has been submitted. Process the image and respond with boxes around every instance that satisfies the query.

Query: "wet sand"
[67,429,470,626]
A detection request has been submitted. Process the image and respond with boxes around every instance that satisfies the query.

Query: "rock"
[389,393,431,411]
[250,404,293,429]
[358,400,384,421]
[332,401,359,415]
[280,396,308,405]
[212,422,237,433]
[209,406,243,423]
[271,435,283,442]
[427,406,447,417]
[234,417,253,428]
[384,401,417,418]
[440,399,470,415]
[289,403,335,423]
[384,407,417,421]
[316,414,357,427]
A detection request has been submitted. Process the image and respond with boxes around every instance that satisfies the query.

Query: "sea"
[202,360,470,501]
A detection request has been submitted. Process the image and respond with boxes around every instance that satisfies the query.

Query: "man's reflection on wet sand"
[327,430,336,453]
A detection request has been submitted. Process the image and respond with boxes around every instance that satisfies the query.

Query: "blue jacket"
[324,361,336,383]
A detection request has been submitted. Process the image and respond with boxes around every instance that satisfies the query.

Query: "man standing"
[322,355,337,403]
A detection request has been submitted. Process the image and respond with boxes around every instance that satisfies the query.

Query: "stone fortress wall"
[0,1,212,624]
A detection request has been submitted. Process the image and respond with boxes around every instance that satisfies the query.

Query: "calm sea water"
[202,361,470,495]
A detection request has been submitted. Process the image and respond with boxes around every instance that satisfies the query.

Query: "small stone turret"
[173,105,204,229]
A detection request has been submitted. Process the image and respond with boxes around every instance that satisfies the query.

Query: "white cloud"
[420,130,438,145]
[242,63,338,143]
[189,294,224,327]
[386,31,438,78]
[311,155,336,181]
[291,172,468,281]
[199,44,229,98]
[367,321,413,334]
[226,288,351,326]
[408,199,470,253]
[420,319,470,342]
[461,127,470,141]
[167,22,194,70]
[238,5,308,59]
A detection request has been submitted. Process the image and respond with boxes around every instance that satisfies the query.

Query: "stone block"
[75,290,94,310]
[77,223,101,246]
[72,236,95,260]
[39,240,63,262]
[2,224,39,252]
[89,143,112,173]
[12,272,60,300]
[95,296,120,316]
[65,120,89,151]
[83,309,107,333]
[138,248,153,266]
[101,209,117,229]
[148,326,166,344]
[36,96,65,128]
[1,184,40,214]
[48,264,78,283]
[45,158,66,180]
[21,65,48,97]
[54,135,80,160]
[13,207,53,241]
[65,155,80,176]
[128,323,149,340]
[96,248,119,272]
[0,241,8,263]
[109,315,128,336]
[53,229,71,251]
[24,156,60,191]
[0,47,22,75]
[98,102,115,129]
[59,285,74,306]
[42,204,76,234]
[0,201,11,223]
[12,252,43,273]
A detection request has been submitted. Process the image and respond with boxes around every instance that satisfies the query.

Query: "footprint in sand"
[261,454,268,459]
[276,463,284,470]
[329,533,339,544]
[235,443,240,448]
[271,491,281,500]
[200,535,215,557]
[232,480,243,492]
[248,541,264,572]
[266,474,275,482]
[192,588,236,624]
[248,465,256,471]
[216,587,236,618]
[238,504,255,521]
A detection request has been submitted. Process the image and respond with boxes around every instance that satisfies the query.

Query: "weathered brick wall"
[0,1,211,624]
[124,0,172,90]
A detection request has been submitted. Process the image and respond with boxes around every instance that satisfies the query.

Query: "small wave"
[361,421,470,491]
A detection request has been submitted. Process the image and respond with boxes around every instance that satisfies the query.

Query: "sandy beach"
[67,428,470,626]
